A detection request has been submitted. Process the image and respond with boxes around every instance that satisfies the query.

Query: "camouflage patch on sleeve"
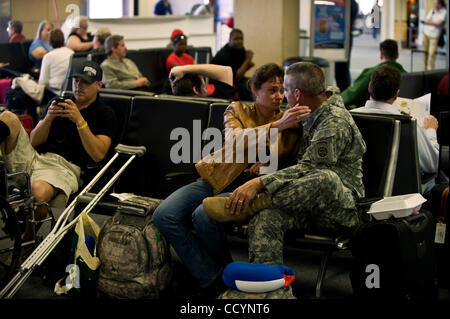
[315,140,330,160]
[311,137,337,164]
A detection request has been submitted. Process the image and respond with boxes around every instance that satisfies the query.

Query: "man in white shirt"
[351,65,439,192]
[38,28,74,92]
[422,0,447,70]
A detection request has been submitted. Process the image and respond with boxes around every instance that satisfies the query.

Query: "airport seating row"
[87,92,422,199]
[0,40,211,95]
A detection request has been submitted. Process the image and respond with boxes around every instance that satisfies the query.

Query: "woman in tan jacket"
[152,63,310,297]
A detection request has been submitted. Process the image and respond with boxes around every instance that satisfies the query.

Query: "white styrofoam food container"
[367,193,426,220]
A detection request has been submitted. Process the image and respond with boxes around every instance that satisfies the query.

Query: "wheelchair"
[0,156,55,289]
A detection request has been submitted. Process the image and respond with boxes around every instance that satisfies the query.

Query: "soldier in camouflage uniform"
[212,62,366,265]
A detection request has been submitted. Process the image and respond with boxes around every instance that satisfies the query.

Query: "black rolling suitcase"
[350,210,438,299]
[425,183,449,288]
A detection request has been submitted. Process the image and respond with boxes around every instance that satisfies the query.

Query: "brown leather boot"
[203,192,273,223]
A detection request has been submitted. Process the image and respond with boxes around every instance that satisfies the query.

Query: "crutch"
[0,144,146,299]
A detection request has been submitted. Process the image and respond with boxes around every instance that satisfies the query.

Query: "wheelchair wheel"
[0,196,21,288]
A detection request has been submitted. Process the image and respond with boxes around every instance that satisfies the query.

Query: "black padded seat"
[116,96,210,198]
[98,93,133,148]
[87,52,107,66]
[126,48,172,94]
[351,113,401,198]
[156,94,231,104]
[206,102,230,133]
[399,71,426,99]
[0,40,33,74]
[186,46,212,64]
[399,69,448,119]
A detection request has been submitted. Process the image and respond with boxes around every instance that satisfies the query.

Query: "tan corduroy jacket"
[195,101,302,195]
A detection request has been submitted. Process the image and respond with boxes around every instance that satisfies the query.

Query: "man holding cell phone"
[0,61,117,240]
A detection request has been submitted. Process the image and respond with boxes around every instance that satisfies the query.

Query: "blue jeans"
[152,180,233,288]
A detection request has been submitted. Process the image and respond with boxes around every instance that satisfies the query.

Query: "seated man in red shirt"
[165,29,195,73]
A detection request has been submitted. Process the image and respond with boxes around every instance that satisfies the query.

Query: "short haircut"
[250,63,284,90]
[369,65,402,101]
[437,0,446,7]
[49,29,65,48]
[8,20,23,34]
[380,39,399,61]
[105,34,124,55]
[95,27,111,45]
[284,62,326,97]
[229,28,243,40]
[172,73,203,96]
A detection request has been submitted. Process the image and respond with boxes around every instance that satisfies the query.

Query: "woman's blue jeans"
[152,179,232,288]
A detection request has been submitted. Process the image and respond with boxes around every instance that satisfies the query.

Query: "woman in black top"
[66,16,93,53]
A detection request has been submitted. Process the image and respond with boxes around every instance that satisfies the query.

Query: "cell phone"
[55,97,65,109]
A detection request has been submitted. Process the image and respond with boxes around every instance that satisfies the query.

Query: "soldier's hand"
[227,178,264,215]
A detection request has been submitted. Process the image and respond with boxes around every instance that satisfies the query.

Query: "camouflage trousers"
[249,169,360,264]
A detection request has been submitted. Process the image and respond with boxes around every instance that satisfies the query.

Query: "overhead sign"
[310,0,350,61]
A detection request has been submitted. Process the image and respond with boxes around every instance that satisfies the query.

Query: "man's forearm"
[30,118,52,147]
[235,60,253,81]
[77,124,110,163]
[175,64,233,86]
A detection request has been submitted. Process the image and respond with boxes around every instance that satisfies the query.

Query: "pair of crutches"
[0,144,146,299]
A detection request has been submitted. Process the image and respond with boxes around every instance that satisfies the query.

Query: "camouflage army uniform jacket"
[261,88,366,200]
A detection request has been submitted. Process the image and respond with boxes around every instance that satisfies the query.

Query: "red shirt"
[10,33,26,42]
[166,52,195,73]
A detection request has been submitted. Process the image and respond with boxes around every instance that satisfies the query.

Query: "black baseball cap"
[70,60,103,84]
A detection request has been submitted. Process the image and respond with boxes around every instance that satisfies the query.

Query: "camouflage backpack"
[96,196,172,299]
